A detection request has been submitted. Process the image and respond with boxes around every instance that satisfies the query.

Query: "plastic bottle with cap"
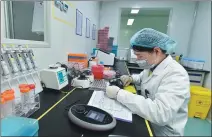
[2,89,15,95]
[3,92,15,117]
[29,84,36,104]
[1,98,6,118]
[20,86,30,113]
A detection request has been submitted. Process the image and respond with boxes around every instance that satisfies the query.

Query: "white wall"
[100,1,196,56]
[188,1,211,89]
[119,16,169,48]
[1,1,100,69]
[33,1,100,69]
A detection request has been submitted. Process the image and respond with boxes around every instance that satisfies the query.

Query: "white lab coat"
[117,55,190,136]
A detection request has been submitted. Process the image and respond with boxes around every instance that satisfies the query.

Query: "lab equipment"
[89,79,107,91]
[82,69,94,82]
[68,104,116,131]
[28,49,38,69]
[188,86,211,119]
[1,116,39,136]
[88,91,132,122]
[40,67,68,90]
[94,49,115,66]
[17,84,40,117]
[22,52,33,70]
[1,98,6,118]
[130,28,176,54]
[72,74,90,89]
[68,53,88,69]
[14,51,27,72]
[91,65,104,79]
[29,84,36,103]
[20,86,31,113]
[2,91,15,117]
[1,55,10,78]
[5,51,19,75]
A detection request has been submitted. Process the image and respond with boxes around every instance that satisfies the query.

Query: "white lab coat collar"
[152,55,173,75]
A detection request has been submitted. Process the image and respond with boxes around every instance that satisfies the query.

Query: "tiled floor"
[184,118,211,136]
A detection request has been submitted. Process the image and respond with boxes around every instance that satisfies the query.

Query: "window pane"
[6,1,44,41]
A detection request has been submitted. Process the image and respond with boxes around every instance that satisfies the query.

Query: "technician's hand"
[106,86,120,99]
[120,75,133,86]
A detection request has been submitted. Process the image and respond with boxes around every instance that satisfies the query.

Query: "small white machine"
[40,67,68,90]
[95,50,115,66]
[72,75,90,89]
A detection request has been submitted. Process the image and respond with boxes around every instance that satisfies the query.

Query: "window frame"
[1,1,51,48]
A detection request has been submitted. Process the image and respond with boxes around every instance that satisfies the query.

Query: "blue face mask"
[135,59,156,69]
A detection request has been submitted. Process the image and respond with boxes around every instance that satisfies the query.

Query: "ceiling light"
[131,9,139,14]
[127,19,134,25]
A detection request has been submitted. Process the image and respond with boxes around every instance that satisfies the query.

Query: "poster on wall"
[52,1,74,27]
[86,18,90,38]
[92,24,96,40]
[76,9,83,36]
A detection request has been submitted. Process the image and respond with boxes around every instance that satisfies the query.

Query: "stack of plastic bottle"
[1,89,15,118]
[19,84,36,114]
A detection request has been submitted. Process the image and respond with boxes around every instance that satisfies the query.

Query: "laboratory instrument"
[28,49,38,69]
[89,79,107,91]
[1,90,15,117]
[40,67,68,90]
[22,52,33,70]
[20,86,31,113]
[68,53,88,69]
[94,49,115,66]
[1,55,10,78]
[5,51,19,75]
[68,104,116,131]
[14,50,27,72]
[72,74,90,89]
[82,69,94,82]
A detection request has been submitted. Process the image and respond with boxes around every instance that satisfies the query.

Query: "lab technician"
[106,28,190,136]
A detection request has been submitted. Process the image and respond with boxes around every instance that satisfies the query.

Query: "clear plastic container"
[20,87,31,113]
[3,93,15,117]
[181,57,205,70]
[29,84,36,104]
[188,60,205,70]
[1,98,6,118]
